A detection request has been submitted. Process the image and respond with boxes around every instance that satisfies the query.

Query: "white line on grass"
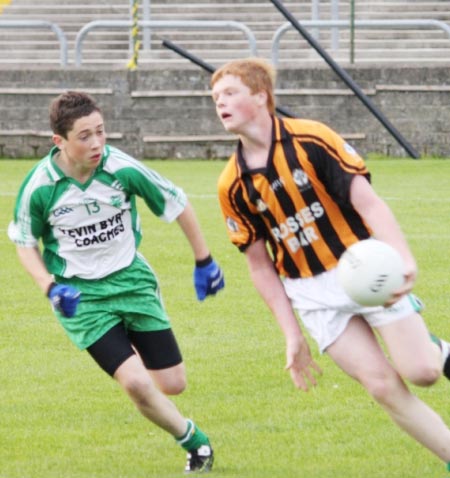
[187,193,217,199]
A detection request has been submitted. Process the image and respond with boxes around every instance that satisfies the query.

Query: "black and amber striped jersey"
[217,116,373,278]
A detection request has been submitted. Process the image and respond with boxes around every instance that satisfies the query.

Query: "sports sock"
[175,419,210,451]
[430,333,450,379]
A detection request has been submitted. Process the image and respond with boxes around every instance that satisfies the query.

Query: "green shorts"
[54,254,171,350]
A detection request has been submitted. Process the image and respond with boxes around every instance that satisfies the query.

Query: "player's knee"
[154,368,187,395]
[151,363,187,396]
[406,363,441,387]
[159,377,187,396]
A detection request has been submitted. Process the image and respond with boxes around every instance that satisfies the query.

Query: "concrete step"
[75,39,450,52]
[5,10,450,24]
[0,57,444,68]
[1,0,449,68]
[2,19,449,39]
[3,2,450,18]
[1,0,125,4]
[1,28,448,45]
[2,44,445,60]
[275,47,450,59]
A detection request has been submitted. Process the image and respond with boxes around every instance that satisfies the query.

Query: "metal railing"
[0,20,68,67]
[272,19,450,66]
[1,17,449,70]
[74,20,258,67]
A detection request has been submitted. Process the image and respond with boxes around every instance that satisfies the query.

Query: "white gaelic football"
[337,239,405,306]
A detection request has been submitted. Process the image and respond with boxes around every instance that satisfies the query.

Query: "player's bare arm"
[177,201,225,301]
[15,245,54,294]
[349,175,417,299]
[245,239,322,390]
[176,201,211,262]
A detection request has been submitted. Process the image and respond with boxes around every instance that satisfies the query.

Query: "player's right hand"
[47,283,81,318]
[285,337,322,391]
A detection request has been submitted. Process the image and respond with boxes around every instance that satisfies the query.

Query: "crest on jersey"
[110,195,123,208]
[226,217,240,233]
[256,199,268,212]
[292,169,310,191]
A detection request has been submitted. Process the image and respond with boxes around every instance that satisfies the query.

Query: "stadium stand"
[0,0,450,67]
[0,1,449,159]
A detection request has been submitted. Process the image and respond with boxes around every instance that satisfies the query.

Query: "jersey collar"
[235,116,285,176]
[47,146,65,181]
[47,145,110,181]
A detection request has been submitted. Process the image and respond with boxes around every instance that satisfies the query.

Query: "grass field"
[1,157,449,478]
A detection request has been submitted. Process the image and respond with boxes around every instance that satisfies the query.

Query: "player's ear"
[52,134,64,149]
[256,90,268,107]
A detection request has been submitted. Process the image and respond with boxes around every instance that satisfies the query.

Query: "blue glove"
[47,283,81,318]
[194,256,225,301]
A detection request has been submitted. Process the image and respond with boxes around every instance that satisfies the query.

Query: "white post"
[142,0,151,50]
[331,0,339,50]
[311,0,320,40]
[128,0,133,55]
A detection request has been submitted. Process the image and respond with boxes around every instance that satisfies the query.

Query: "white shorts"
[283,268,423,353]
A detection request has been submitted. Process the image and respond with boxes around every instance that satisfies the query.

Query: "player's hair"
[49,91,102,138]
[211,58,276,114]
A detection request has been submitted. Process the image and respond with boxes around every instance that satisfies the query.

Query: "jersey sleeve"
[106,149,187,222]
[8,165,52,247]
[297,121,371,206]
[217,158,266,252]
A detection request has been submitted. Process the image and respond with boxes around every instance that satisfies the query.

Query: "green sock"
[175,419,210,451]
[431,333,450,364]
[430,333,441,347]
[447,462,450,472]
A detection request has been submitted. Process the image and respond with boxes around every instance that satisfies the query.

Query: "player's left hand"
[194,256,225,301]
[384,262,417,307]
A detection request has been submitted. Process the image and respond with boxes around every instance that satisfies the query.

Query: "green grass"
[1,157,450,478]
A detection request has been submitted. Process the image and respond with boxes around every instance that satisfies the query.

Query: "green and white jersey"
[8,145,187,280]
